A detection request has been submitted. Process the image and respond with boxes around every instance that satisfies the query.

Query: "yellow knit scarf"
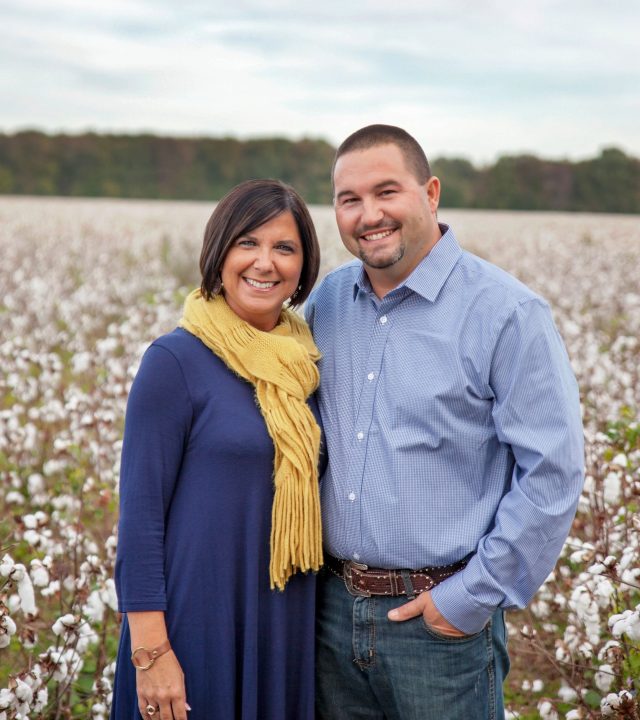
[179,289,323,590]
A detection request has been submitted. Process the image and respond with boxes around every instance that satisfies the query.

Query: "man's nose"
[361,198,384,227]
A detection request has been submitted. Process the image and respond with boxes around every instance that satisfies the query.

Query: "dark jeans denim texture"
[316,569,510,720]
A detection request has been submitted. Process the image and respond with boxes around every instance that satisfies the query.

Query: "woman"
[111,179,323,720]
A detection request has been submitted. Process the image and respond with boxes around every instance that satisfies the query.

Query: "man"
[304,125,584,719]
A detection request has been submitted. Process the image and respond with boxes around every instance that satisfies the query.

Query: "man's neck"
[366,230,442,300]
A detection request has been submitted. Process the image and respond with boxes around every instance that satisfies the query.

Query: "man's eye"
[380,190,396,197]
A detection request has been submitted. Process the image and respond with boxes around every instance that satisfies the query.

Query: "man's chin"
[360,249,405,270]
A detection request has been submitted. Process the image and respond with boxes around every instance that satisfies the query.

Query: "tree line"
[0,131,638,212]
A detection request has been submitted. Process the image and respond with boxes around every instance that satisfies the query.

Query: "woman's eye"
[237,238,256,247]
[276,244,295,253]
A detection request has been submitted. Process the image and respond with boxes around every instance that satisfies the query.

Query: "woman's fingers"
[138,697,185,720]
[158,697,174,720]
[139,699,160,719]
[171,699,188,720]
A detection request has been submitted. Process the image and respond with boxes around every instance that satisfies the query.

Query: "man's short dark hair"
[199,179,320,308]
[332,124,432,186]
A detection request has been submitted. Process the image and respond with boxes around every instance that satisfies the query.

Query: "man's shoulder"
[307,260,361,304]
[456,249,543,309]
[319,259,362,287]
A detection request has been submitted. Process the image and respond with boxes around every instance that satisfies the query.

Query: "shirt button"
[356,431,364,441]
[348,492,356,501]
[353,553,361,561]
[367,372,375,381]
[379,315,388,324]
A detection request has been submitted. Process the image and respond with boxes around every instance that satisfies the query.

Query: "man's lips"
[358,227,398,242]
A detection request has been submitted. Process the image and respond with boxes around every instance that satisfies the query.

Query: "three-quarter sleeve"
[114,343,193,612]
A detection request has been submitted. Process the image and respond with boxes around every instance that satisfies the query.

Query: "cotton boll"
[52,613,77,636]
[0,615,17,649]
[537,700,558,720]
[557,684,578,702]
[597,640,622,662]
[565,710,584,719]
[600,691,633,715]
[102,579,118,612]
[593,577,615,607]
[27,474,45,494]
[595,664,614,692]
[14,680,33,704]
[83,591,105,624]
[610,453,628,467]
[603,472,621,504]
[29,560,49,588]
[0,556,16,578]
[16,567,37,615]
[33,687,48,712]
[0,688,15,710]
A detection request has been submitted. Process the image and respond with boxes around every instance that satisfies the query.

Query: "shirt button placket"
[348,307,391,563]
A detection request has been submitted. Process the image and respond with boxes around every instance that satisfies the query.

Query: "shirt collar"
[353,224,463,302]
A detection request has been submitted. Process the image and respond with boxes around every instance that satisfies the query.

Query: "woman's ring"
[146,704,158,716]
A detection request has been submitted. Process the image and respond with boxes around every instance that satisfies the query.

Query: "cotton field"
[0,197,639,719]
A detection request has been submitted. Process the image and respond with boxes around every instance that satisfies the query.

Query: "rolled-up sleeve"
[432,299,584,634]
[114,343,193,612]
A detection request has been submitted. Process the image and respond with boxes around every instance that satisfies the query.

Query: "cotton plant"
[513,423,640,718]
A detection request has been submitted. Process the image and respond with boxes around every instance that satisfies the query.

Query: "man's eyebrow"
[335,179,400,202]
[373,180,401,191]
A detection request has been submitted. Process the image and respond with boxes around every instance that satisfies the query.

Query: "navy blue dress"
[111,328,317,719]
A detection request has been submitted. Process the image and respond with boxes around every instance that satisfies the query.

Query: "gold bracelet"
[130,639,172,670]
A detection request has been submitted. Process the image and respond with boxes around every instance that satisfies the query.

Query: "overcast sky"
[1,0,638,163]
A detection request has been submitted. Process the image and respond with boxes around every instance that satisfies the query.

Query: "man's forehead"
[333,143,412,190]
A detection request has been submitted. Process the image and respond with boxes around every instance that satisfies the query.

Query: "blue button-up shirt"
[305,225,584,633]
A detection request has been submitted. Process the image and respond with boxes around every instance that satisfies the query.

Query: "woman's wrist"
[127,610,169,650]
[131,638,172,670]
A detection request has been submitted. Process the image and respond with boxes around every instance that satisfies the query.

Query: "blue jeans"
[316,569,510,720]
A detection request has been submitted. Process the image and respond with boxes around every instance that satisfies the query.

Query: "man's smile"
[358,225,400,243]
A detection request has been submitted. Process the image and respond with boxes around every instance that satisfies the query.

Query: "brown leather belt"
[325,554,468,598]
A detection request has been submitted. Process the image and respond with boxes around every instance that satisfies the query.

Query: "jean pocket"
[420,616,488,643]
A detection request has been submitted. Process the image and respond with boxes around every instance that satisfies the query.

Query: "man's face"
[333,143,440,286]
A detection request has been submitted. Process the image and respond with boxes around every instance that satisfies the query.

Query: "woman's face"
[220,211,304,331]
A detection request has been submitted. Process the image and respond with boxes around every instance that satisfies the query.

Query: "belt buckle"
[343,560,370,597]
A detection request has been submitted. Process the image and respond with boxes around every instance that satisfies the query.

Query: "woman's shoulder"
[145,327,231,386]
[150,326,207,361]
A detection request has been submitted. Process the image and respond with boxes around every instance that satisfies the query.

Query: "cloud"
[1,0,638,161]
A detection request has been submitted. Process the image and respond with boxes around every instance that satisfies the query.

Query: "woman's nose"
[253,247,274,272]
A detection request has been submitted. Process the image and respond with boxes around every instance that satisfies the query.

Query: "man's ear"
[425,176,441,212]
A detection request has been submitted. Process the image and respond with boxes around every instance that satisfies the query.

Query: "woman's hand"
[127,612,190,719]
[136,649,190,720]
